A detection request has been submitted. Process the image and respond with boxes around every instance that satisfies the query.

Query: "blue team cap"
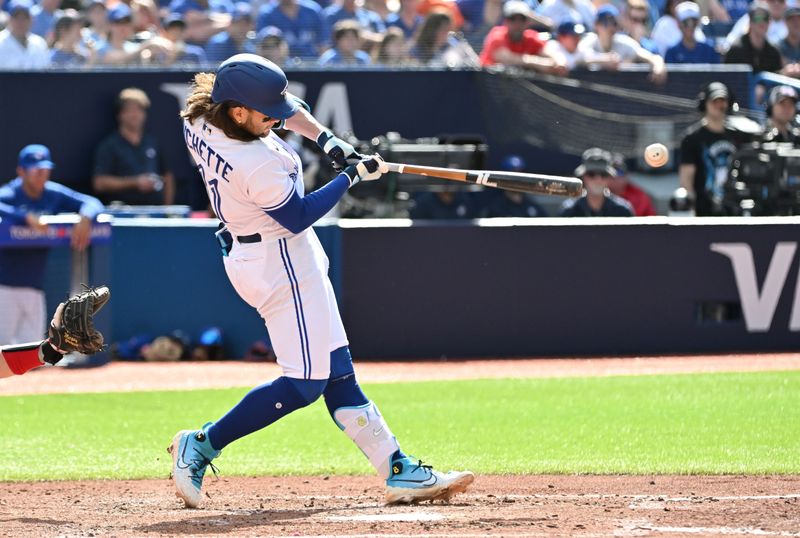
[169,0,206,14]
[18,144,54,170]
[7,0,33,16]
[257,25,283,41]
[596,4,620,20]
[231,1,251,20]
[163,11,185,26]
[108,3,132,22]
[557,20,585,35]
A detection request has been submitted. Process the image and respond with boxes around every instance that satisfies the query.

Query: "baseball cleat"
[167,422,221,508]
[385,457,475,504]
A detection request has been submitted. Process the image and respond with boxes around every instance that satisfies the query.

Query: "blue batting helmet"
[211,53,299,120]
[501,155,526,172]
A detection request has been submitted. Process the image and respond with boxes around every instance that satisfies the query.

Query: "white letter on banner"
[313,83,353,135]
[710,242,797,332]
[791,264,800,331]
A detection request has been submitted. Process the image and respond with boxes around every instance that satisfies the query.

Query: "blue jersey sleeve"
[46,182,105,220]
[267,172,350,234]
[0,200,28,224]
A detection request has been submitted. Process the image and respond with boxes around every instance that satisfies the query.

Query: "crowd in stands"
[2,0,800,73]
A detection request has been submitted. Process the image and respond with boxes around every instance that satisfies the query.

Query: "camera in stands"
[725,142,800,216]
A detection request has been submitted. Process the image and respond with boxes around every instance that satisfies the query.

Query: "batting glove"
[342,154,387,187]
[317,130,363,170]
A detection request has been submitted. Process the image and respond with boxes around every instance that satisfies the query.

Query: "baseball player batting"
[170,54,474,508]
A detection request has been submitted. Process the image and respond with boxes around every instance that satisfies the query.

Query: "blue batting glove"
[317,130,363,170]
[342,154,386,187]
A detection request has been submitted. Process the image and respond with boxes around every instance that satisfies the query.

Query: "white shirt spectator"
[537,0,596,28]
[724,13,787,49]
[0,28,49,68]
[651,13,707,55]
[544,38,584,68]
[578,31,641,61]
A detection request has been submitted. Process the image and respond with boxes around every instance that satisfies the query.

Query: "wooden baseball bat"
[383,162,583,197]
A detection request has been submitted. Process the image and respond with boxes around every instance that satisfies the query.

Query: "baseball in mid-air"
[644,143,669,168]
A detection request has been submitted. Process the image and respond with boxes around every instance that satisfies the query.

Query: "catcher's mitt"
[47,285,111,355]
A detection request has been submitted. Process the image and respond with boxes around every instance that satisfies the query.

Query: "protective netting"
[476,68,757,160]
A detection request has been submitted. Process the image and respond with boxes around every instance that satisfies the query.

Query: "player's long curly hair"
[180,72,260,142]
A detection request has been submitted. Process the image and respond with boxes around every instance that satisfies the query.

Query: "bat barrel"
[384,162,582,197]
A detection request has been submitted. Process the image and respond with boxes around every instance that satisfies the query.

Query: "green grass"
[1,371,798,481]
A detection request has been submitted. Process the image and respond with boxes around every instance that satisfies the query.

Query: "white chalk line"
[619,519,800,536]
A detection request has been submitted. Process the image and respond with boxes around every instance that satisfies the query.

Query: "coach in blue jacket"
[0,144,104,345]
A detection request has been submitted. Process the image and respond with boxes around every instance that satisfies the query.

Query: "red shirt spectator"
[617,182,656,216]
[480,25,545,65]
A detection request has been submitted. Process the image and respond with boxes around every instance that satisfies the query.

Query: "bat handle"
[384,162,404,174]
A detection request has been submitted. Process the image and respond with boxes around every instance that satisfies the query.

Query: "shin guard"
[333,401,400,479]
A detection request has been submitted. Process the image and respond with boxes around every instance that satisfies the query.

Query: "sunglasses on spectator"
[628,16,647,24]
[751,13,770,23]
[680,17,699,25]
[507,14,528,21]
[597,17,618,26]
[585,172,612,178]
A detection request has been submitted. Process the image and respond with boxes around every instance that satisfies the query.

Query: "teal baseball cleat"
[385,456,475,504]
[167,422,221,508]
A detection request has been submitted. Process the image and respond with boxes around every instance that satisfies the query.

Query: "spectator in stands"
[483,155,548,217]
[386,0,424,38]
[536,0,595,28]
[724,0,787,49]
[255,25,290,65]
[365,0,392,20]
[664,1,721,63]
[651,0,709,55]
[609,152,656,215]
[131,0,163,40]
[724,1,782,72]
[412,9,479,66]
[205,2,255,62]
[160,13,208,65]
[319,19,372,64]
[578,4,667,82]
[417,0,465,30]
[256,0,328,60]
[761,84,800,143]
[0,144,104,345]
[778,4,800,68]
[81,0,108,50]
[374,25,413,64]
[679,81,743,215]
[49,9,95,66]
[720,0,750,21]
[620,0,659,54]
[96,3,153,65]
[410,185,481,219]
[30,0,61,42]
[559,148,634,217]
[480,0,568,74]
[323,0,386,36]
[543,19,585,69]
[169,0,229,46]
[0,0,49,69]
[92,88,175,206]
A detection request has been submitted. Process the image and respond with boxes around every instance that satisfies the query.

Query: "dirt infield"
[2,354,799,537]
[2,475,799,537]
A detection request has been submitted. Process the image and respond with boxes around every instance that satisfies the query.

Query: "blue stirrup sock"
[207,376,327,450]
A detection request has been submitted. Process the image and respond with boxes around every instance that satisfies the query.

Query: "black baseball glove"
[47,285,111,356]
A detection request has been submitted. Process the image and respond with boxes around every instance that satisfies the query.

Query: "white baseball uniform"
[183,119,348,380]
